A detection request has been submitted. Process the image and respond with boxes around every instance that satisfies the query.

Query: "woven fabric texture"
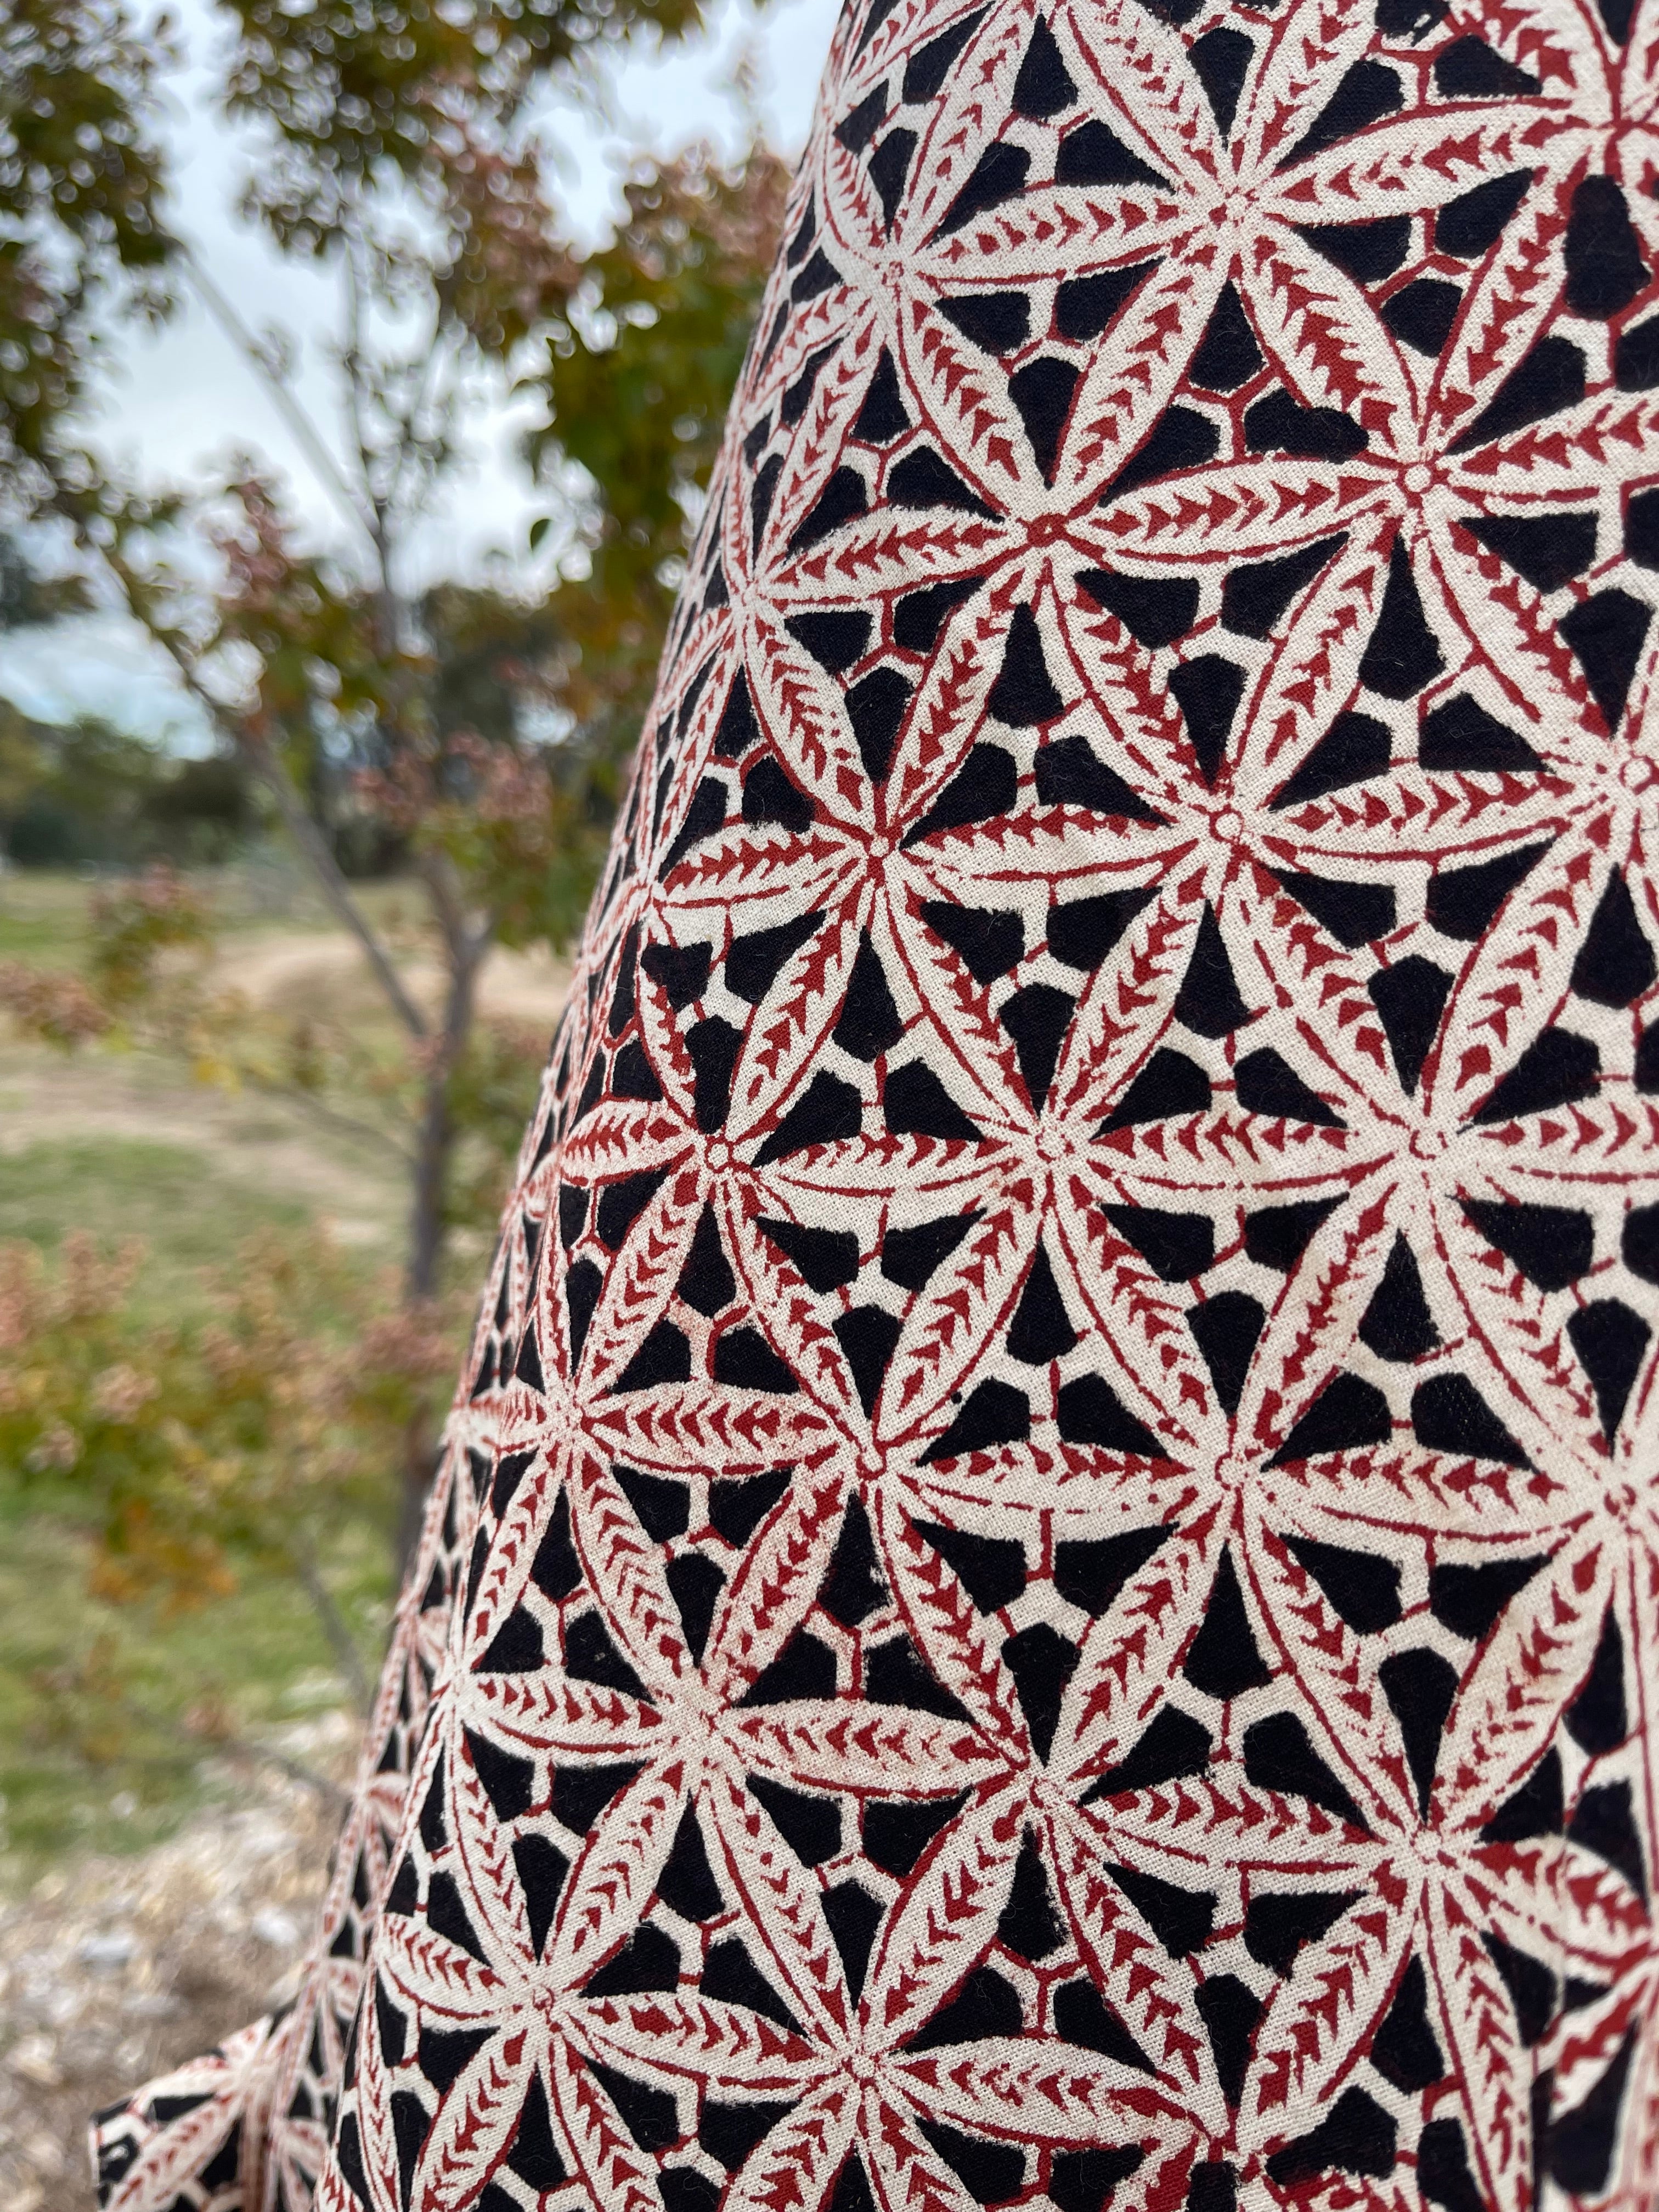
[93,0,1659,2205]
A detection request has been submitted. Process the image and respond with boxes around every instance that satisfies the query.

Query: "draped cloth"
[93,0,1659,2204]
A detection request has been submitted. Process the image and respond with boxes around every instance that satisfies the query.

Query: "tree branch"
[61,510,432,1042]
[125,1693,351,1812]
[249,1074,417,1163]
[293,1537,375,1717]
[179,241,379,554]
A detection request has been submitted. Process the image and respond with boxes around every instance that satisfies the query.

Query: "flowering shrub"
[0,1225,459,1617]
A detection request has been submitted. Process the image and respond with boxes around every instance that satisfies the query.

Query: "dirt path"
[0,1052,407,1250]
[0,928,569,1254]
[211,931,570,1030]
[0,1753,345,2212]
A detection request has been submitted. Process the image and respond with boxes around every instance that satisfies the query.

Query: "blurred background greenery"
[0,0,810,1894]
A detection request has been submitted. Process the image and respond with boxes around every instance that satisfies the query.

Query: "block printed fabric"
[91,0,1659,2204]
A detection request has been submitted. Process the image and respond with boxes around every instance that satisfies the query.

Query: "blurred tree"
[0,0,173,496]
[2,0,787,1568]
[0,1220,458,1716]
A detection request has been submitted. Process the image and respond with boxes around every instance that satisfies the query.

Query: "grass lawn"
[0,867,557,1891]
[0,872,425,1889]
[0,1499,390,1881]
[0,1125,398,1887]
[0,868,99,968]
[0,1135,314,1313]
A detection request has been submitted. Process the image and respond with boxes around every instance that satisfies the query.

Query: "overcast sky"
[0,0,839,744]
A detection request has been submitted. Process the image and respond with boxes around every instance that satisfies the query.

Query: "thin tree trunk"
[294,1536,374,1716]
[394,878,495,1575]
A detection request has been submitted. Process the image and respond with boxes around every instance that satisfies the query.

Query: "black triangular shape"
[1242,1712,1369,1829]
[1035,733,1164,819]
[1006,1240,1079,1362]
[1566,1299,1650,1442]
[997,1828,1066,1956]
[1243,1197,1341,1272]
[853,347,911,442]
[1380,278,1461,358]
[922,1377,1030,1460]
[1358,540,1444,699]
[1077,566,1199,648]
[1056,259,1160,343]
[1234,1046,1344,1126]
[1461,1198,1593,1291]
[1435,35,1539,95]
[1001,984,1077,1111]
[1481,1746,1564,1843]
[1469,1026,1600,1124]
[884,1059,985,1141]
[1089,1707,1213,1798]
[845,665,912,782]
[1449,335,1584,452]
[1566,1607,1627,1754]
[756,1215,861,1293]
[1269,1372,1392,1463]
[1047,887,1156,970]
[654,1805,721,1928]
[1008,356,1081,484]
[1104,404,1220,501]
[915,1517,1025,1613]
[1369,1957,1444,2092]
[939,291,1030,354]
[1298,216,1409,283]
[986,603,1064,724]
[727,911,825,1004]
[1012,16,1077,115]
[902,743,1018,843]
[1056,1372,1165,1454]
[1412,1372,1531,1466]
[833,1306,902,1417]
[902,7,989,99]
[1282,59,1401,167]
[1221,535,1346,639]
[1435,167,1534,258]
[1187,1292,1266,1417]
[882,1209,980,1292]
[935,141,1031,235]
[1272,868,1395,947]
[1283,1533,1401,1634]
[1571,870,1656,1007]
[1183,1548,1272,1700]
[1173,904,1254,1036]
[1427,840,1548,940]
[1103,1862,1216,1955]
[1549,2033,1635,2197]
[1100,1048,1210,1129]
[1378,1645,1459,1814]
[1243,1887,1362,1976]
[1561,590,1652,731]
[1104,1203,1214,1281]
[1055,117,1166,188]
[1429,1551,1548,1641]
[833,930,905,1059]
[1415,695,1548,774]
[1189,283,1262,391]
[1565,174,1648,319]
[1053,1527,1171,1616]
[1369,955,1452,1092]
[1460,510,1596,594]
[821,1496,889,1626]
[1357,1236,1440,1361]
[1168,654,1247,783]
[1188,25,1253,137]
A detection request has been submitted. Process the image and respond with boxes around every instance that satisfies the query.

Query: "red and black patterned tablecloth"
[93,0,1659,2205]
